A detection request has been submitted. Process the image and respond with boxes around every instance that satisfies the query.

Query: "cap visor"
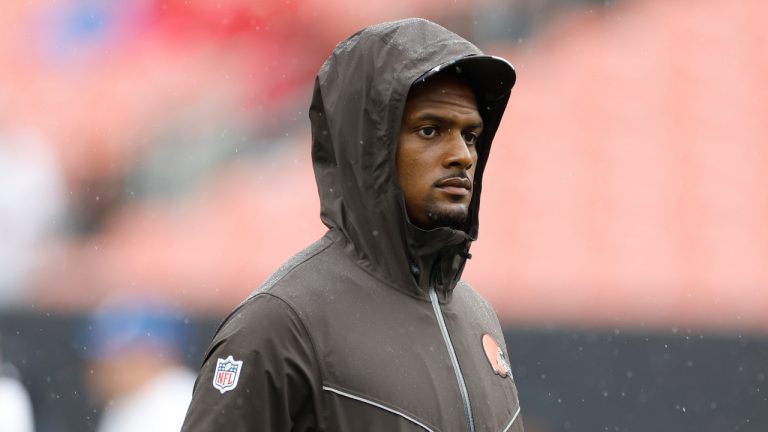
[415,55,516,102]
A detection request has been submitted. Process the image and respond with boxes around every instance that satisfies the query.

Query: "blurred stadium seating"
[1,0,766,430]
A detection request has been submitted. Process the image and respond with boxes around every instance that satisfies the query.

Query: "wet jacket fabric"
[182,18,523,432]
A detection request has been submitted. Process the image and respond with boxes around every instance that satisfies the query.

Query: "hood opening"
[310,18,515,297]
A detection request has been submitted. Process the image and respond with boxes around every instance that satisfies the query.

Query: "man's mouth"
[435,176,472,196]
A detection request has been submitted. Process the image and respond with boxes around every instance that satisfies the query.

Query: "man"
[182,18,521,431]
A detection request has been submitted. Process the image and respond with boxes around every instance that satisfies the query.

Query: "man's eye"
[417,127,437,138]
[463,132,478,145]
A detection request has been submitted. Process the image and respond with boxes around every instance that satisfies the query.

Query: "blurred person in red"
[82,298,196,432]
[183,18,521,431]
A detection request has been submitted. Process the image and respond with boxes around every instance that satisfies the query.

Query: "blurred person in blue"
[82,297,196,432]
[0,338,35,432]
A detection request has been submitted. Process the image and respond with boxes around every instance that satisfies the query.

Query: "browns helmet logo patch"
[482,334,512,378]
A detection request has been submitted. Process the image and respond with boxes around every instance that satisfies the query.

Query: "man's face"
[397,74,483,230]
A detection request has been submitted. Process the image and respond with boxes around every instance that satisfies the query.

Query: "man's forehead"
[403,73,480,122]
[406,73,476,103]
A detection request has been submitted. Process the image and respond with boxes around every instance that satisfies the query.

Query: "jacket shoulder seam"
[259,291,328,418]
[246,234,333,300]
[200,235,333,366]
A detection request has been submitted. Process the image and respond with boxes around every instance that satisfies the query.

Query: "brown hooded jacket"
[182,18,522,432]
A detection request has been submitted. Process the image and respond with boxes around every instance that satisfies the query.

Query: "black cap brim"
[414,55,516,103]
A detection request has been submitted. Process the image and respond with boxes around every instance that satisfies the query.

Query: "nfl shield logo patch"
[213,355,243,394]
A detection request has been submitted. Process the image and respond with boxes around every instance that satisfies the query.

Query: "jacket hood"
[310,18,514,299]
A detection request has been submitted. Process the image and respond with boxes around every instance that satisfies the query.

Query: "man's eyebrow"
[409,112,484,129]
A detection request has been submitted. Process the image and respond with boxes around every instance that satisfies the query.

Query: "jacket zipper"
[429,287,474,432]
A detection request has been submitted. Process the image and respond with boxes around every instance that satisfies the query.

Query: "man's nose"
[444,131,473,170]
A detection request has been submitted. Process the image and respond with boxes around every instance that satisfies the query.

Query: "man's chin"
[426,205,469,230]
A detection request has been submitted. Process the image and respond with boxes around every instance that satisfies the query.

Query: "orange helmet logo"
[482,334,512,378]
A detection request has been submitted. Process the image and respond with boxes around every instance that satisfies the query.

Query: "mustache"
[433,172,473,188]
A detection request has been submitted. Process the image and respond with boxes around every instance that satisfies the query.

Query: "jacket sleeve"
[181,293,321,431]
